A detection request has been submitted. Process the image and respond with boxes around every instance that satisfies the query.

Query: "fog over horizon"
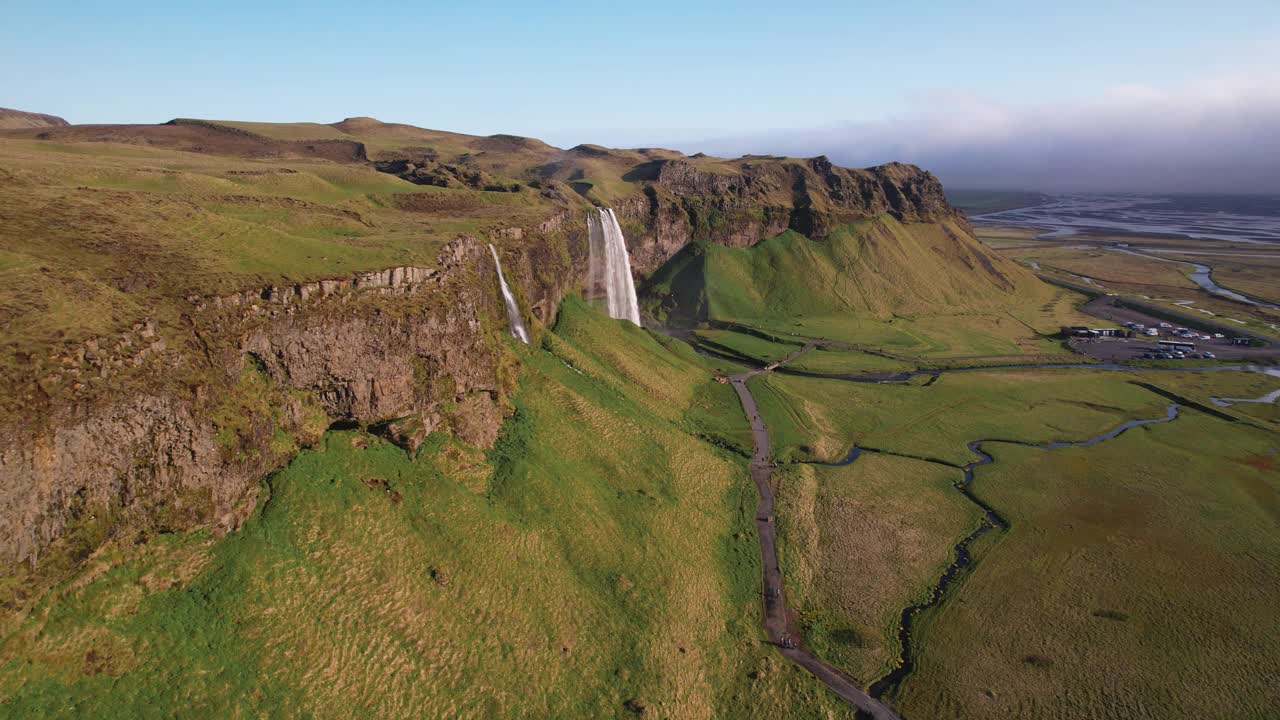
[678,75,1280,196]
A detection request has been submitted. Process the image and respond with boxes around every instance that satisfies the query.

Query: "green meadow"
[751,362,1280,718]
[749,368,1170,464]
[774,454,975,684]
[896,408,1280,719]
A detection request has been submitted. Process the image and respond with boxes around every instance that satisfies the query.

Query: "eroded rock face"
[614,157,960,272]
[374,158,523,192]
[239,286,495,427]
[0,236,536,569]
[0,394,262,568]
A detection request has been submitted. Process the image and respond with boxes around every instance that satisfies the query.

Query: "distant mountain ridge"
[0,107,69,129]
[1,115,963,272]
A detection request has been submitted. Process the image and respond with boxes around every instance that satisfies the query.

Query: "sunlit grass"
[0,299,848,718]
[896,410,1280,719]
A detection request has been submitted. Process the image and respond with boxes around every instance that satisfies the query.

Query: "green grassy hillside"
[643,215,1094,360]
[645,216,1027,325]
[0,298,846,718]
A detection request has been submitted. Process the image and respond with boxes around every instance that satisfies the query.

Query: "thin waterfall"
[586,207,642,326]
[488,244,530,344]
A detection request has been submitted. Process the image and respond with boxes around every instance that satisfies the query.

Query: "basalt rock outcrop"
[375,157,523,192]
[615,156,960,272]
[0,225,579,570]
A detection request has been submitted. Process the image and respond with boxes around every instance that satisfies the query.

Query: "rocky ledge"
[0,223,578,571]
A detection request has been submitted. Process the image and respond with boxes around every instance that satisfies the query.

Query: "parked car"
[1203,351,1216,359]
[1214,333,1226,338]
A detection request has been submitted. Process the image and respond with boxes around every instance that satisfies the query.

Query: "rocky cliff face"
[0,225,578,570]
[609,156,959,272]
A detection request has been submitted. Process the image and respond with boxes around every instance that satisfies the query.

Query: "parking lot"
[1075,296,1280,362]
[1070,327,1280,362]
[1072,337,1230,361]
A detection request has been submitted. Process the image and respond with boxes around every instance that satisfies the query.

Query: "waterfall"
[586,208,642,326]
[488,244,530,344]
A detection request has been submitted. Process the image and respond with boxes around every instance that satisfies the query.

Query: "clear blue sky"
[3,0,1277,151]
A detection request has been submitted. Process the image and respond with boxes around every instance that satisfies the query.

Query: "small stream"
[1211,388,1280,407]
[676,322,1273,706]
[822,405,1182,699]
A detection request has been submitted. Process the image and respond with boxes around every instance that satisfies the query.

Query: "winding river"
[1107,246,1280,309]
[861,405,1181,698]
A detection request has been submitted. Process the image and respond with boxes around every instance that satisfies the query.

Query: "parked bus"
[1158,340,1195,353]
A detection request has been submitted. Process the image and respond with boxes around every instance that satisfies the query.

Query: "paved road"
[729,342,901,720]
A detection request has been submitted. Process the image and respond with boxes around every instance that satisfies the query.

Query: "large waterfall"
[488,244,530,344]
[586,208,642,326]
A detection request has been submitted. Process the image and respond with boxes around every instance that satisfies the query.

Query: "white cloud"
[684,75,1280,193]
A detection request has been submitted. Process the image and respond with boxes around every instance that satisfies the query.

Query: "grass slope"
[644,215,1096,360]
[0,299,847,719]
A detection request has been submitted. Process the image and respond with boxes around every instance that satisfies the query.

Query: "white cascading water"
[586,207,642,326]
[488,244,530,344]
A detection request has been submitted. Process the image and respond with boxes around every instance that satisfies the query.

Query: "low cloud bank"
[685,77,1280,194]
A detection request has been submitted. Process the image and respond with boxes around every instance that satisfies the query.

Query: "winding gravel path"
[729,342,901,720]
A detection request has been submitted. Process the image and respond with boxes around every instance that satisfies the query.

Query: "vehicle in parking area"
[1203,351,1216,359]
[1214,333,1225,338]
